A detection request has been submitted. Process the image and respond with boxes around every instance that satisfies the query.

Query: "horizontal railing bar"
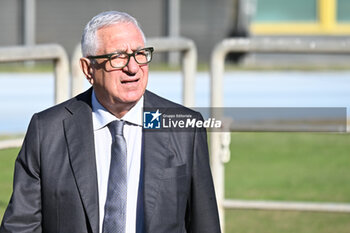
[146,37,196,52]
[223,199,350,213]
[0,138,23,150]
[215,38,350,54]
[0,44,68,62]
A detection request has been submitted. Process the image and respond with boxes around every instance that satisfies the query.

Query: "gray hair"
[81,11,146,57]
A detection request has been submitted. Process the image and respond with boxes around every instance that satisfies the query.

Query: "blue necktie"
[103,120,127,233]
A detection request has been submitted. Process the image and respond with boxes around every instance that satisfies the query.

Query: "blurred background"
[1,0,350,232]
[2,0,350,64]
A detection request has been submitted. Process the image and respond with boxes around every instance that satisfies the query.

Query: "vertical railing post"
[71,44,86,97]
[210,41,228,232]
[53,46,70,103]
[180,40,197,107]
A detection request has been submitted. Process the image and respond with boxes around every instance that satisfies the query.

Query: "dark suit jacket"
[0,89,221,233]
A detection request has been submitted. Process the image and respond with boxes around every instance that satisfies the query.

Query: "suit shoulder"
[35,89,92,121]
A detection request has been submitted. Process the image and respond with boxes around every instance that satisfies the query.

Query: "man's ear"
[80,57,94,84]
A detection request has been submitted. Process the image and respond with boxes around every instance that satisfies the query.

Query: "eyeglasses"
[87,47,154,69]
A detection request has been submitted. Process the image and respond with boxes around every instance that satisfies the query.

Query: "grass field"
[1,132,350,232]
[0,148,18,219]
[224,132,350,233]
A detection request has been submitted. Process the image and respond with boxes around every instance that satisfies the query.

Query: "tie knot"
[108,120,124,136]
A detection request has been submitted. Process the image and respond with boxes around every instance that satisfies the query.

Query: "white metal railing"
[223,199,350,213]
[71,37,197,107]
[210,37,350,232]
[0,44,70,149]
[0,44,70,103]
[71,43,85,98]
[0,139,24,150]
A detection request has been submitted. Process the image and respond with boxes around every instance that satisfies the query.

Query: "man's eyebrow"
[112,47,143,54]
[113,49,127,53]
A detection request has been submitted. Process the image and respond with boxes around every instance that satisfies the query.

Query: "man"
[0,11,221,233]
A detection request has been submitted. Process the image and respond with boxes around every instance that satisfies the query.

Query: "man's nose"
[123,55,139,74]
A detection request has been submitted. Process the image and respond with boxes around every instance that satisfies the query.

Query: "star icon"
[151,109,162,122]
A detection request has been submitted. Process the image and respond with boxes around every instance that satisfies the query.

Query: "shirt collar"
[91,90,144,130]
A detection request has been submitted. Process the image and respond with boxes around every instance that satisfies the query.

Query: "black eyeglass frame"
[87,47,154,69]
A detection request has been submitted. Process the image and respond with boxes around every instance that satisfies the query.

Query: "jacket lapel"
[63,89,99,233]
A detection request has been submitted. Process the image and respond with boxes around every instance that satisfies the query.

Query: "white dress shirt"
[91,91,143,233]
